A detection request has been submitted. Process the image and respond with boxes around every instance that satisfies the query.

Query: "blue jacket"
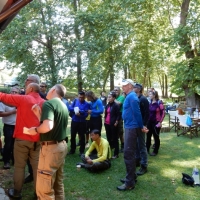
[69,99,90,122]
[90,99,104,117]
[122,91,143,129]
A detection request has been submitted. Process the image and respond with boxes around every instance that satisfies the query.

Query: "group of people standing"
[0,76,166,197]
[0,74,69,200]
[67,79,165,191]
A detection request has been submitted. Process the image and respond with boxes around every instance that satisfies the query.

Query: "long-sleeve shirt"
[149,100,165,123]
[0,92,45,142]
[138,94,149,126]
[104,102,121,125]
[122,91,143,129]
[69,99,90,122]
[85,137,111,163]
[89,99,104,117]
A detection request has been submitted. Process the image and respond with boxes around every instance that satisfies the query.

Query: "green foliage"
[0,87,10,94]
[0,0,200,97]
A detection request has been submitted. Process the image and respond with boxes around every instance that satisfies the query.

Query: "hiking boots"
[137,166,147,176]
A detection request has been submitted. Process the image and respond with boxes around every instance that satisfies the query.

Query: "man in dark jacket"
[133,83,149,175]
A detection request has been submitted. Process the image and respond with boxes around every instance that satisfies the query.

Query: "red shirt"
[0,92,45,142]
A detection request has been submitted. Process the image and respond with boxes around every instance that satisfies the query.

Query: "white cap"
[121,79,135,86]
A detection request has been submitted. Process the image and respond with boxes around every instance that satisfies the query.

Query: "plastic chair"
[176,115,198,139]
[168,110,178,132]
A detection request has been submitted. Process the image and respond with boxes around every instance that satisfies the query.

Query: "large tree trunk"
[179,0,200,107]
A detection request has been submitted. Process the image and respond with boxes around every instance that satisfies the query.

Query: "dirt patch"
[0,165,13,190]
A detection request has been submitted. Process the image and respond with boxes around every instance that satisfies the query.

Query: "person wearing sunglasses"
[39,82,47,99]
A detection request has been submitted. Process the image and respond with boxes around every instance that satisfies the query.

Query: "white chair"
[168,110,178,131]
[176,115,198,139]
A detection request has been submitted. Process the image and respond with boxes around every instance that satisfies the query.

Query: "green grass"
[1,116,200,200]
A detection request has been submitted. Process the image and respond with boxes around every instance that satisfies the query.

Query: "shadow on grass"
[2,121,200,200]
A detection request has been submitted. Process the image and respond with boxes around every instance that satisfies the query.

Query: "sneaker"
[119,148,124,153]
[120,177,137,184]
[79,152,84,156]
[85,143,90,148]
[117,184,134,191]
[67,151,75,155]
[137,167,147,175]
[76,162,85,168]
[76,142,80,147]
[8,188,22,199]
[150,152,157,156]
[3,163,10,169]
[112,155,119,159]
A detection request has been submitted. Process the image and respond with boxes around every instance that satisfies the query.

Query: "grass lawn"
[1,116,200,200]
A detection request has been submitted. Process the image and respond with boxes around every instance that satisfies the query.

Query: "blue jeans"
[135,129,148,168]
[3,124,15,164]
[124,128,139,187]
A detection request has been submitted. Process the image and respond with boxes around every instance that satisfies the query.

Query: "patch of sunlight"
[171,158,200,168]
[162,168,179,178]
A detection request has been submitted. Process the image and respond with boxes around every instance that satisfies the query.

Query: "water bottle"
[192,167,200,184]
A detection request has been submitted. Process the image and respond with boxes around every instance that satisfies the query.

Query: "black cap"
[134,83,143,90]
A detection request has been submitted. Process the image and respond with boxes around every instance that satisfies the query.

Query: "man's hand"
[85,156,90,160]
[88,110,92,114]
[32,104,42,121]
[86,158,93,165]
[141,126,149,133]
[85,156,93,164]
[23,127,38,135]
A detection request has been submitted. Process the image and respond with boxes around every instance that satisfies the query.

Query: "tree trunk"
[109,64,114,90]
[179,0,200,106]
[73,0,82,92]
[164,74,168,98]
[123,64,128,79]
[102,69,110,91]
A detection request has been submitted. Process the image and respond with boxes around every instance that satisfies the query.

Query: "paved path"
[0,188,9,200]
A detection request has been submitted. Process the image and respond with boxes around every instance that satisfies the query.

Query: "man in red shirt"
[0,83,45,199]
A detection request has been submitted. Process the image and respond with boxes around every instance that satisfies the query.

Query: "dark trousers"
[27,159,33,175]
[81,154,111,172]
[3,124,15,164]
[89,116,102,133]
[124,128,139,187]
[70,121,86,153]
[146,122,161,154]
[104,123,119,156]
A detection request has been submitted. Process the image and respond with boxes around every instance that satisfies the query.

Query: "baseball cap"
[134,83,143,90]
[122,79,135,86]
